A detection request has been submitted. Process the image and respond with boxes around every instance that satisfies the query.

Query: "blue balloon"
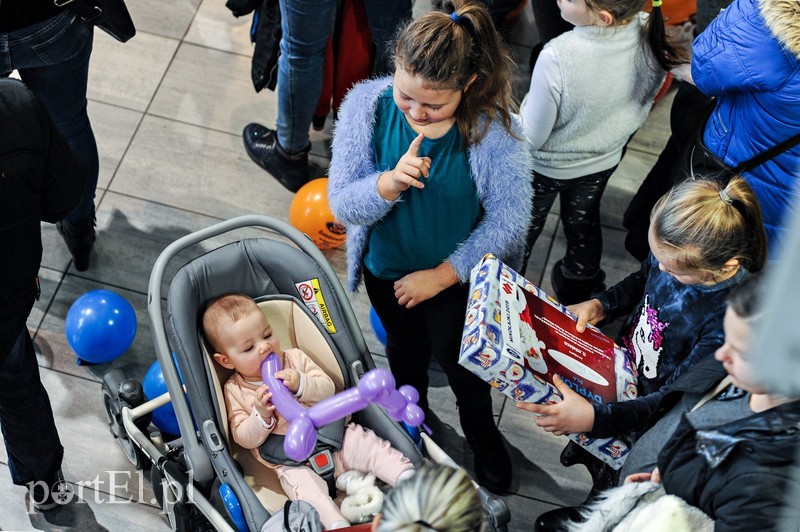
[143,360,181,436]
[65,290,137,364]
[369,307,387,346]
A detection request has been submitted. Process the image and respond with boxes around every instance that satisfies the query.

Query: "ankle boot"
[56,209,96,271]
[550,260,606,305]
[560,441,620,501]
[242,123,319,192]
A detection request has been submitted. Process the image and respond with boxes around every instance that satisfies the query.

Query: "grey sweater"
[521,14,665,179]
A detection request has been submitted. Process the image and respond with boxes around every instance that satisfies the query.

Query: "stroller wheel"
[102,375,148,469]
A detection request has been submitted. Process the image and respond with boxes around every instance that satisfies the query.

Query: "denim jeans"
[0,327,64,486]
[0,11,98,224]
[276,0,410,154]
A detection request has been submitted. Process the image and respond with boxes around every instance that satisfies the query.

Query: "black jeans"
[362,267,496,446]
[1,328,64,486]
[522,166,617,278]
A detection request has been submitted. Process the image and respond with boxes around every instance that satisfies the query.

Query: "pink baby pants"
[276,423,413,528]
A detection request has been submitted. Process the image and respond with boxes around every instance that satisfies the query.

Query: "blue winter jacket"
[328,77,533,291]
[692,0,800,251]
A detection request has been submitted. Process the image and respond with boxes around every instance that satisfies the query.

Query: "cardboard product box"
[459,254,639,469]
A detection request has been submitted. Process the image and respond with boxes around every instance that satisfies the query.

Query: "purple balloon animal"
[261,353,425,461]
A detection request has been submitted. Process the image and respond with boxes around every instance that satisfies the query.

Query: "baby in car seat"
[202,293,415,529]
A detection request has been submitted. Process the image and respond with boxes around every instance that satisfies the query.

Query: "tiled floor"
[0,1,675,529]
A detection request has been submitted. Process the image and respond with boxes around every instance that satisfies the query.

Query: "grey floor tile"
[88,32,180,112]
[184,0,255,56]
[33,274,157,384]
[128,0,203,40]
[601,148,659,230]
[0,368,160,505]
[149,42,274,135]
[540,224,641,299]
[88,100,143,191]
[41,219,77,273]
[110,115,296,219]
[522,211,560,288]
[0,464,168,531]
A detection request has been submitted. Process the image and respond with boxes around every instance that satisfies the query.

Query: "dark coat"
[659,399,800,531]
[693,0,800,251]
[0,78,86,360]
[590,354,728,439]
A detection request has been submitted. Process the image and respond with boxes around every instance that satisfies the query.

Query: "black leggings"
[362,266,495,445]
[522,166,617,278]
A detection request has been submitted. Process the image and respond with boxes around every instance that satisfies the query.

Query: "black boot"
[242,123,319,193]
[534,506,586,532]
[469,425,512,494]
[550,260,606,305]
[560,441,620,500]
[56,208,96,272]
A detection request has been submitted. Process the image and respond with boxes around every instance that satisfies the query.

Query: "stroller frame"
[103,214,511,531]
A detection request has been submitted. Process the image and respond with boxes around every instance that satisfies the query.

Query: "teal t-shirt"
[364,87,481,280]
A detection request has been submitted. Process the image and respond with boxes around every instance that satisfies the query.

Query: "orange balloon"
[289,177,347,250]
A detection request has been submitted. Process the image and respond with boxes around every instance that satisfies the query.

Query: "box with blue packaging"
[459,254,638,469]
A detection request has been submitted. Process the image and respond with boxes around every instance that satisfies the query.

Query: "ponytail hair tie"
[719,189,734,206]
[449,10,474,38]
[651,0,663,6]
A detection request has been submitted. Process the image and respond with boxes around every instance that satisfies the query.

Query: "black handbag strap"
[703,99,800,174]
[733,131,800,174]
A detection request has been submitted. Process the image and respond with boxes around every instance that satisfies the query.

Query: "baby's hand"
[567,298,605,333]
[275,368,301,394]
[254,385,275,419]
[516,375,595,435]
[378,133,431,200]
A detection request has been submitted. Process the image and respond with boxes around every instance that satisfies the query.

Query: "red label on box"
[515,284,617,404]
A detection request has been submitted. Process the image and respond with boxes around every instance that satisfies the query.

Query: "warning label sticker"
[295,278,336,334]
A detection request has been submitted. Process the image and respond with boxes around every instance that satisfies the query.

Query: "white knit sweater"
[521,13,666,179]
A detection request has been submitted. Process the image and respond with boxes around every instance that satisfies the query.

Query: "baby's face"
[215,309,281,381]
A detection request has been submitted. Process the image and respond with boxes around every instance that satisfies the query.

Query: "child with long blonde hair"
[328,0,532,493]
[519,177,767,490]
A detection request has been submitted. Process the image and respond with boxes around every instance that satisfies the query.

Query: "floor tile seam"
[69,481,163,510]
[58,270,149,299]
[118,27,256,61]
[92,189,234,223]
[93,103,147,191]
[129,110,333,164]
[134,31,190,129]
[31,359,105,387]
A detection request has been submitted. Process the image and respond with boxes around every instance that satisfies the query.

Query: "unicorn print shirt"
[595,254,748,397]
